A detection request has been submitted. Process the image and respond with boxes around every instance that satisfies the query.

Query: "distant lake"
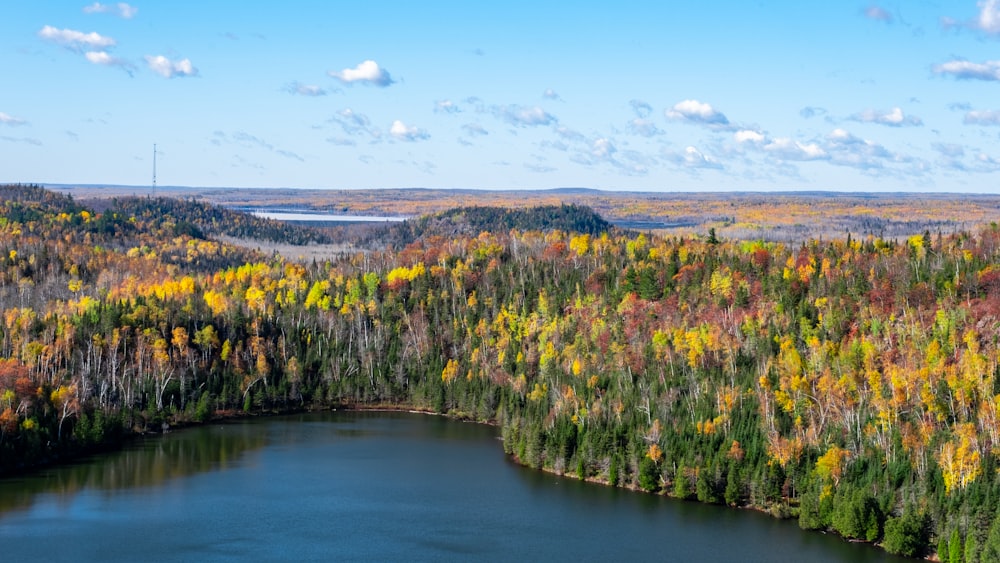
[0,413,909,562]
[250,210,406,223]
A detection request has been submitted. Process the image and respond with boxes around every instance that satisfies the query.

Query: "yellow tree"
[939,422,982,494]
[171,326,191,409]
[50,383,78,441]
[152,337,172,411]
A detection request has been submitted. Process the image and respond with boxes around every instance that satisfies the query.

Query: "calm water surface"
[0,412,910,562]
[250,211,405,222]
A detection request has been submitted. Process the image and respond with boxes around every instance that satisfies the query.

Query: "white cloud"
[435,100,459,113]
[629,99,653,118]
[554,126,586,142]
[663,146,723,169]
[800,106,827,119]
[666,99,730,127]
[330,108,381,138]
[827,129,857,143]
[543,88,561,100]
[0,112,27,126]
[564,136,650,176]
[543,140,569,152]
[232,131,273,151]
[975,0,1000,35]
[849,107,922,127]
[493,105,557,127]
[85,51,115,65]
[964,110,1000,125]
[83,2,138,19]
[276,149,304,162]
[326,137,357,147]
[328,60,394,87]
[591,138,616,159]
[734,129,765,144]
[973,152,1000,170]
[933,142,1000,172]
[84,50,134,73]
[0,136,42,146]
[736,127,907,172]
[525,163,556,173]
[38,25,115,51]
[628,118,661,137]
[461,123,488,137]
[145,55,197,78]
[933,142,965,158]
[390,120,429,142]
[863,5,892,23]
[763,138,827,161]
[215,131,304,162]
[933,59,1000,81]
[285,82,326,96]
[824,129,896,170]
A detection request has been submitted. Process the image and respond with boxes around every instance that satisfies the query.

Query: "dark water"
[0,412,909,562]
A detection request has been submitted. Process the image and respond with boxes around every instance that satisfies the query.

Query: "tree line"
[5,184,1000,559]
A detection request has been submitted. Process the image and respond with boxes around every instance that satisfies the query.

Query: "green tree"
[831,488,881,541]
[673,464,691,499]
[882,508,930,558]
[639,456,660,492]
[707,227,719,245]
[980,516,1000,562]
[724,465,742,506]
[950,529,963,563]
[965,529,981,563]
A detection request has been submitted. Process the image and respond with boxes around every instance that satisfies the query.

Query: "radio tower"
[152,143,157,197]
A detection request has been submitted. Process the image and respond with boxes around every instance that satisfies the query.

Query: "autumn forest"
[5,184,1000,559]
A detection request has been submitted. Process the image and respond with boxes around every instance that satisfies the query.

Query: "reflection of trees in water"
[0,424,266,515]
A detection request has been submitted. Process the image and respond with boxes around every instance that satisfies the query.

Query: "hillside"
[5,185,1000,559]
[101,196,332,246]
[384,204,614,246]
[55,185,1000,243]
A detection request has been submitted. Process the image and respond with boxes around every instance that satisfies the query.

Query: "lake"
[249,210,406,223]
[0,412,910,562]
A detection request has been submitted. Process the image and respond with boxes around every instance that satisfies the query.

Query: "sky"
[3,1,1000,192]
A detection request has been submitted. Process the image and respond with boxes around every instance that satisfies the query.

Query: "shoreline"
[1,402,917,560]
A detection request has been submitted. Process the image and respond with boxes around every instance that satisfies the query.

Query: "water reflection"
[0,413,909,562]
[0,422,266,516]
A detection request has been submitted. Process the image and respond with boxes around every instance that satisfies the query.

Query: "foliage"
[386,204,614,246]
[4,185,1000,559]
[882,508,930,558]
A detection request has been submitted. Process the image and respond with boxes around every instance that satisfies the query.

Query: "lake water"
[0,412,909,562]
[250,210,406,222]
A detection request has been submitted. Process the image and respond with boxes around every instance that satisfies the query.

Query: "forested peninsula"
[4,184,1000,559]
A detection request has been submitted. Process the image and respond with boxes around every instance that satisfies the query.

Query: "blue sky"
[3,1,1000,192]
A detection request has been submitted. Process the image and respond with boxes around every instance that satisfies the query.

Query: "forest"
[58,184,1000,244]
[5,183,1000,559]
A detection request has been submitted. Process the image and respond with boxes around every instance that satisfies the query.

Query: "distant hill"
[106,196,331,245]
[0,184,85,221]
[384,204,613,245]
